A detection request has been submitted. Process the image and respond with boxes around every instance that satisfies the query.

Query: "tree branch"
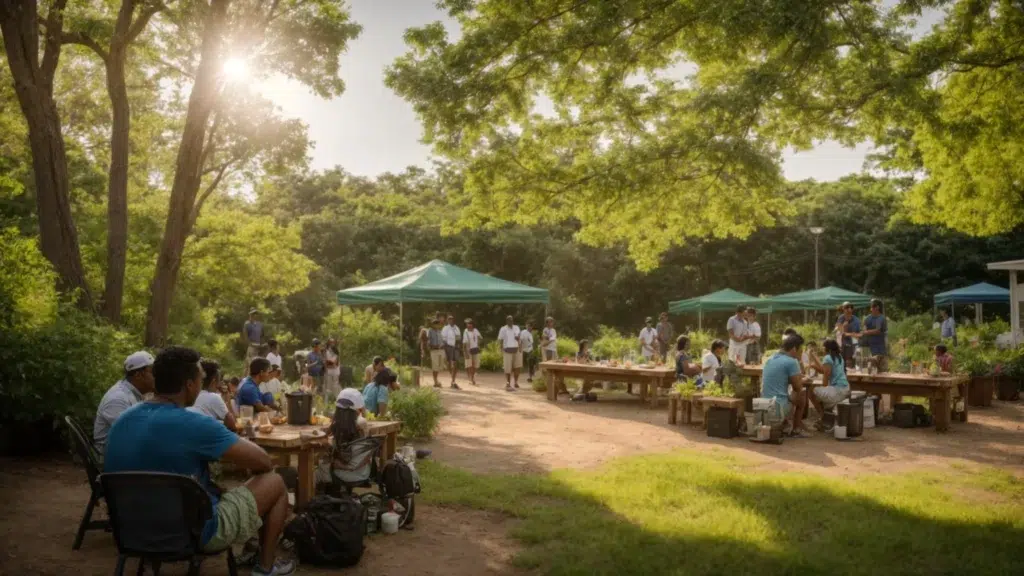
[127,0,167,44]
[40,0,69,83]
[62,31,110,63]
[189,163,233,229]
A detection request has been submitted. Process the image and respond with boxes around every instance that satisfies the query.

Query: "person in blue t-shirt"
[363,367,401,417]
[860,299,889,372]
[806,339,850,428]
[237,357,278,413]
[835,302,861,365]
[760,333,810,437]
[103,346,295,576]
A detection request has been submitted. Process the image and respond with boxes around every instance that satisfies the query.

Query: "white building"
[986,259,1024,346]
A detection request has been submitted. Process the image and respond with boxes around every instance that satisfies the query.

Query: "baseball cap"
[336,387,364,411]
[249,308,259,314]
[645,316,653,323]
[124,351,155,372]
[841,301,853,309]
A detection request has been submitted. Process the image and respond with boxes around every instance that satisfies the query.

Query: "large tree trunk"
[144,0,229,346]
[0,0,93,309]
[99,1,136,324]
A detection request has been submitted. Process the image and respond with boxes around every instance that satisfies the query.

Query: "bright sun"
[222,57,249,81]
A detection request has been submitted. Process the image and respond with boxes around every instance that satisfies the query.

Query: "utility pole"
[810,227,824,289]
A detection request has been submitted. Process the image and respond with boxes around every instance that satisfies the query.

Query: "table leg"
[296,449,315,508]
[384,431,397,461]
[547,371,556,401]
[932,389,951,432]
[959,382,969,423]
[639,380,648,405]
[668,395,678,425]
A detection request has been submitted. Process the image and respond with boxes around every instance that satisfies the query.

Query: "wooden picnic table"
[737,365,969,432]
[539,361,675,407]
[251,420,402,507]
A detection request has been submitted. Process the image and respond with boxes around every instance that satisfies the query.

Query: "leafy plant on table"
[675,379,698,399]
[701,381,734,398]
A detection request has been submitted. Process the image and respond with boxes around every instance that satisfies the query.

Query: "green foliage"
[701,380,734,399]
[687,330,718,356]
[675,379,698,399]
[960,319,1011,347]
[531,377,547,393]
[0,228,57,329]
[955,347,994,377]
[767,323,831,348]
[591,326,634,360]
[479,340,503,372]
[891,314,937,347]
[556,338,579,359]
[319,307,401,372]
[0,305,138,426]
[389,387,445,439]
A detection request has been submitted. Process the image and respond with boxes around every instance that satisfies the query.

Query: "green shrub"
[592,325,635,360]
[769,322,831,347]
[0,305,138,428]
[557,338,579,359]
[961,319,1012,347]
[687,329,718,355]
[319,306,401,371]
[891,314,937,345]
[479,340,503,371]
[390,386,445,439]
[531,378,547,392]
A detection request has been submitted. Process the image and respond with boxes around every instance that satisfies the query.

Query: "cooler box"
[706,406,738,439]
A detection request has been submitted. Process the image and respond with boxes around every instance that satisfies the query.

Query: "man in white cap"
[93,351,156,454]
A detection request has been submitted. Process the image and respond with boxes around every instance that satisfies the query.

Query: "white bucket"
[381,512,400,534]
[863,398,875,429]
[834,425,847,440]
[744,412,757,436]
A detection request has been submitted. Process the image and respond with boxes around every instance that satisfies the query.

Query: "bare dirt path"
[418,371,1024,478]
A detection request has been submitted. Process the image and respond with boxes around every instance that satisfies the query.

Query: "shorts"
[465,353,480,369]
[445,344,458,362]
[430,349,446,371]
[658,342,670,357]
[543,349,557,361]
[203,486,262,552]
[814,386,849,410]
[503,351,523,374]
[728,341,747,364]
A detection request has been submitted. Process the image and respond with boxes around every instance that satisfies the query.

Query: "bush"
[0,305,139,454]
[480,340,503,371]
[531,378,547,393]
[891,314,937,346]
[687,329,718,356]
[389,387,445,439]
[591,325,635,360]
[319,306,401,371]
[557,338,579,359]
[960,319,1011,347]
[769,322,831,347]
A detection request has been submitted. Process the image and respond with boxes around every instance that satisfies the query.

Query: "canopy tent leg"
[399,302,404,365]
[698,309,703,331]
[975,303,983,325]
[767,313,771,351]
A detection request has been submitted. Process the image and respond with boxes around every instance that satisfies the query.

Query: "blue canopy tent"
[933,282,1010,324]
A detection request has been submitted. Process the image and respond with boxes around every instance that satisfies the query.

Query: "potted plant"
[959,350,995,407]
[997,350,1023,402]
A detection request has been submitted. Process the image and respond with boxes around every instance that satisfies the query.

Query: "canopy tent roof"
[668,288,772,314]
[765,286,873,311]
[336,260,549,305]
[934,282,1010,306]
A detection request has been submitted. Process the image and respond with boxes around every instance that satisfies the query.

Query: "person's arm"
[788,366,805,392]
[221,438,273,473]
[223,411,238,432]
[684,359,701,377]
[820,361,833,386]
[188,411,270,472]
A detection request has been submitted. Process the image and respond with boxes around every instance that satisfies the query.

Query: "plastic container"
[286,391,312,425]
[834,425,847,440]
[862,397,875,429]
[744,412,757,436]
[893,403,916,428]
[706,406,738,438]
[837,399,864,437]
[366,504,379,534]
[381,512,400,534]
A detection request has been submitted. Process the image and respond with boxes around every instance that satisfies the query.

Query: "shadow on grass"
[419,451,1024,576]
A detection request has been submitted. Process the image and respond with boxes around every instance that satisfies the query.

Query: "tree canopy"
[387,0,1024,268]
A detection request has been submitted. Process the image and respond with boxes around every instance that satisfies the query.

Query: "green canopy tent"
[668,288,773,332]
[336,260,550,362]
[765,286,874,327]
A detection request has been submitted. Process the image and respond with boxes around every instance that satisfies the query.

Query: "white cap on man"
[124,351,155,373]
[336,387,364,411]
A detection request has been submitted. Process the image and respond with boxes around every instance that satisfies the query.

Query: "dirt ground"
[1,370,1021,575]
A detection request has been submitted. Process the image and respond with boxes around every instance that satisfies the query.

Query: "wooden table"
[540,361,675,407]
[667,392,745,430]
[738,366,969,432]
[251,420,402,506]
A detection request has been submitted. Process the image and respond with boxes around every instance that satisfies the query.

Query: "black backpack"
[284,495,366,567]
[380,457,419,498]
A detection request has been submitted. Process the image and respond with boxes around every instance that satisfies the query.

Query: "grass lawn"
[417,450,1024,576]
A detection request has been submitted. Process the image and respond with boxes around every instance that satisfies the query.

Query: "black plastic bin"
[837,399,865,437]
[707,407,738,439]
[286,391,313,425]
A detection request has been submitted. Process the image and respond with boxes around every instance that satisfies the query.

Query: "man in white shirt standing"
[462,318,483,386]
[497,315,522,391]
[638,317,658,360]
[520,321,536,383]
[727,305,749,365]
[541,317,558,362]
[442,315,462,388]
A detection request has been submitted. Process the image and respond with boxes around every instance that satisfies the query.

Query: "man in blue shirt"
[760,333,810,437]
[939,309,957,345]
[237,357,278,413]
[835,302,861,365]
[861,299,889,372]
[305,338,325,393]
[104,346,294,576]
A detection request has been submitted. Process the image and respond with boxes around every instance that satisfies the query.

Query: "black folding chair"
[64,415,110,550]
[327,436,383,496]
[100,472,238,576]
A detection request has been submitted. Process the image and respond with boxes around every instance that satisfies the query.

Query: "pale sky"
[258,0,883,182]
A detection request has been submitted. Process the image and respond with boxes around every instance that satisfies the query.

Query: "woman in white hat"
[316,388,371,488]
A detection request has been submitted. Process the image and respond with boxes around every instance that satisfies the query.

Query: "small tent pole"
[975,303,983,325]
[698,308,703,331]
[399,302,404,365]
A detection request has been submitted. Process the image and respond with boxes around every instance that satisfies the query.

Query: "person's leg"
[503,353,513,388]
[790,390,807,432]
[244,472,290,572]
